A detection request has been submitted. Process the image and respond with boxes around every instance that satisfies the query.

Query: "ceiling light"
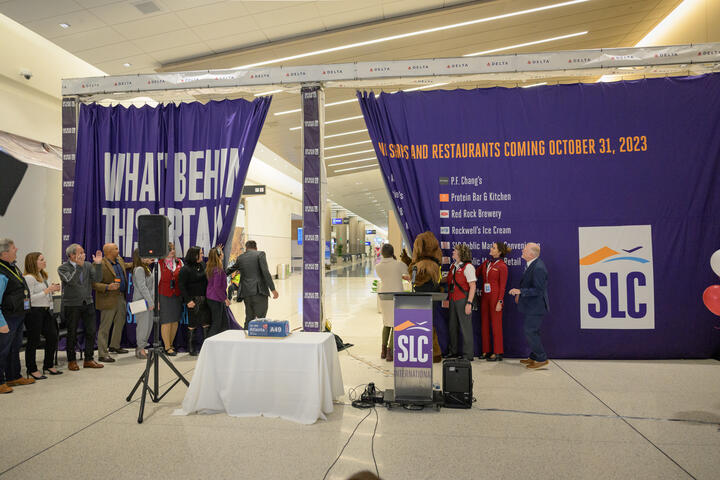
[59,23,70,29]
[235,0,590,69]
[254,89,283,97]
[325,148,375,160]
[123,63,132,68]
[325,129,368,139]
[289,115,364,131]
[464,31,588,57]
[334,164,379,173]
[274,98,358,117]
[402,82,449,92]
[325,139,372,151]
[521,82,547,88]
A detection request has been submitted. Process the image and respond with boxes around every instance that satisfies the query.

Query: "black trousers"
[24,307,58,372]
[207,299,227,338]
[64,303,96,362]
[243,295,269,329]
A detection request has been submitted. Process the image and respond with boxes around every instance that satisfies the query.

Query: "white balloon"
[711,249,720,277]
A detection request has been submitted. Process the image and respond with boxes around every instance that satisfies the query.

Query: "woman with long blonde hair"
[206,245,229,338]
[23,252,62,378]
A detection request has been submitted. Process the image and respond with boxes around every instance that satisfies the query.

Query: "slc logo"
[578,225,655,329]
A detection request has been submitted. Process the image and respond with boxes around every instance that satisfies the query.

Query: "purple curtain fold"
[72,98,271,258]
[357,75,720,359]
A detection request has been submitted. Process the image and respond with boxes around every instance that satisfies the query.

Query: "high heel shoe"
[43,368,63,375]
[28,371,47,380]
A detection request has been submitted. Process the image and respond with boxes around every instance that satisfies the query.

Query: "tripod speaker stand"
[126,215,189,423]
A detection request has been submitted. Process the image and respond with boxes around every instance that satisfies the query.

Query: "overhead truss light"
[334,164,379,173]
[325,148,375,160]
[327,156,376,167]
[325,129,368,139]
[464,31,588,57]
[521,82,547,88]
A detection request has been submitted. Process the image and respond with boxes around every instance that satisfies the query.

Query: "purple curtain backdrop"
[358,74,720,359]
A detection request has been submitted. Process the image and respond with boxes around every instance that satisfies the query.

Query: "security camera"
[20,70,32,80]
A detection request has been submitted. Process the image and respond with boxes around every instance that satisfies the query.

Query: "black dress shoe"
[98,356,116,363]
[43,368,63,375]
[487,354,497,362]
[496,354,503,362]
[28,372,47,380]
[109,347,129,354]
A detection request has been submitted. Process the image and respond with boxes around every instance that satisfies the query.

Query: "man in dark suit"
[509,243,549,369]
[226,240,279,329]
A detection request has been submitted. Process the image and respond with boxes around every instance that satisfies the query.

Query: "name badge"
[484,283,491,293]
[114,278,121,283]
[24,299,30,310]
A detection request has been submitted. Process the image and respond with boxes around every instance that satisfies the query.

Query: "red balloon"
[703,285,720,316]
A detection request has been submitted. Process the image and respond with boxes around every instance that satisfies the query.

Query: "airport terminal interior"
[1,0,720,479]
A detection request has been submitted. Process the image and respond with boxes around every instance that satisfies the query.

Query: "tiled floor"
[1,258,719,479]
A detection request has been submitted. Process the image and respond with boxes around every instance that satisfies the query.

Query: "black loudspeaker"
[138,215,170,258]
[442,358,473,409]
[0,151,28,216]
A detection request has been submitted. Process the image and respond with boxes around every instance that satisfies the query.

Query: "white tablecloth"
[175,331,344,424]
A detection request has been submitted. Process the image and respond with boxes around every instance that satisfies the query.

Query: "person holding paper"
[477,242,510,361]
[23,251,62,379]
[131,249,154,359]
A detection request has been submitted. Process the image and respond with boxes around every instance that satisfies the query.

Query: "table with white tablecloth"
[175,330,344,424]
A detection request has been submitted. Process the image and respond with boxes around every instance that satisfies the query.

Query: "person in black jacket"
[225,240,278,329]
[178,246,209,356]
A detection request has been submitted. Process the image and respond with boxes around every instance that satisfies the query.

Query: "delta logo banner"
[358,74,720,358]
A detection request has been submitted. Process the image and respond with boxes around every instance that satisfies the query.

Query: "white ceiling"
[0,0,684,229]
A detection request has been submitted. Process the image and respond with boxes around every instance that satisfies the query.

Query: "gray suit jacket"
[226,250,275,298]
[57,261,102,307]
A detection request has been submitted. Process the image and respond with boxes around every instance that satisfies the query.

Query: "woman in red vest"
[477,242,511,361]
[158,242,183,356]
[446,244,476,361]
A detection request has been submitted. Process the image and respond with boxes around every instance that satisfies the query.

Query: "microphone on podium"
[411,266,417,291]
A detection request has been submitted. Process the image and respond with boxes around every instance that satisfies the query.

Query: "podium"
[378,291,446,408]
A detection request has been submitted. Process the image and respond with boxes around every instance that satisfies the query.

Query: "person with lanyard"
[178,246,209,356]
[158,242,183,356]
[23,251,62,379]
[445,243,477,361]
[0,238,36,393]
[477,242,511,361]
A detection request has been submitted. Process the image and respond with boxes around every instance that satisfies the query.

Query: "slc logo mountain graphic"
[579,246,650,266]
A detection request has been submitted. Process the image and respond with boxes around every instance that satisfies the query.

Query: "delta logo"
[578,225,655,330]
[113,81,132,87]
[250,73,270,79]
[81,82,100,89]
[147,79,166,85]
[568,58,592,63]
[698,50,720,56]
[407,64,429,70]
[439,210,449,218]
[369,67,390,72]
[486,60,509,67]
[654,52,678,58]
[322,69,344,75]
[609,55,638,61]
[440,226,450,235]
[286,71,308,77]
[446,63,469,69]
[439,193,449,202]
[527,59,550,65]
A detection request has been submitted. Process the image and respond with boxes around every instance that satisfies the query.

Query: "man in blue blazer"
[509,243,549,369]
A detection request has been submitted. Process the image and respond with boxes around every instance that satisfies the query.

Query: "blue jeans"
[0,314,25,384]
[523,314,547,362]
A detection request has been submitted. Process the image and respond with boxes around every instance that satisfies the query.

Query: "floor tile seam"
[0,366,197,477]
[550,360,699,480]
